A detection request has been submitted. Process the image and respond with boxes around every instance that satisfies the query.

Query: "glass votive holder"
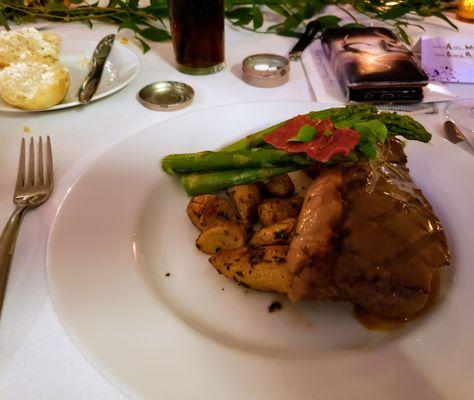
[457,0,474,22]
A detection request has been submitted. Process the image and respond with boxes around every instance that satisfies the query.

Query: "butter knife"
[289,20,321,102]
[444,120,473,149]
[78,34,115,104]
[289,20,321,61]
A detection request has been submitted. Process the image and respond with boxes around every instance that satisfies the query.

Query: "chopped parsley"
[286,124,317,143]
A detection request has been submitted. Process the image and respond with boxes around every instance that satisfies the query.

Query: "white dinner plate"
[47,102,474,400]
[0,40,140,112]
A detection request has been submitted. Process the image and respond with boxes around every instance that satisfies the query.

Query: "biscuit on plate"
[0,61,69,110]
[0,27,60,67]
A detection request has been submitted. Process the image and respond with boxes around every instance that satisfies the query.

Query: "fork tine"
[38,137,44,186]
[15,138,26,189]
[46,136,53,187]
[28,137,35,186]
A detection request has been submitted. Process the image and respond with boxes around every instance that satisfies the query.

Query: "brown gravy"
[353,269,441,331]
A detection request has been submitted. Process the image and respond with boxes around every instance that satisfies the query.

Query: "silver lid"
[138,81,194,111]
[242,54,290,88]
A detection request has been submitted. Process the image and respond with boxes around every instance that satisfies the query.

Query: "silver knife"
[78,34,115,104]
[444,120,473,149]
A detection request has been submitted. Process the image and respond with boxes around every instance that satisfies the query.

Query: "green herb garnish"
[323,130,333,137]
[358,143,378,160]
[287,124,317,143]
[354,120,388,143]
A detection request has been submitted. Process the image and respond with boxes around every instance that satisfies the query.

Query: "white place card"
[418,36,474,83]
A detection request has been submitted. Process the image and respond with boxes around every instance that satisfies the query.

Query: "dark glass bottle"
[168,0,225,74]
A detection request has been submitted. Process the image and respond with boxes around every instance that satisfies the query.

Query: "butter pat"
[0,27,60,67]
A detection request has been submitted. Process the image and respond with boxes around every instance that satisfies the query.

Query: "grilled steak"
[288,140,450,319]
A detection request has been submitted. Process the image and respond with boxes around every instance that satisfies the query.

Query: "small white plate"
[0,40,140,112]
[47,102,474,399]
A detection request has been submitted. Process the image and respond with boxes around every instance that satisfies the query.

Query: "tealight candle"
[241,54,290,87]
[457,0,474,22]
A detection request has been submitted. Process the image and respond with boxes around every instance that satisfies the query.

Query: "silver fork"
[0,137,53,319]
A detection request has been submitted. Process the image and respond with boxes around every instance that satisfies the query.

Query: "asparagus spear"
[162,148,314,174]
[221,104,379,152]
[221,122,286,152]
[308,104,379,122]
[377,112,432,143]
[181,165,303,196]
[161,104,433,196]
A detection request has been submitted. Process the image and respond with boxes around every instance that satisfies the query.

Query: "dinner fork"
[0,137,53,319]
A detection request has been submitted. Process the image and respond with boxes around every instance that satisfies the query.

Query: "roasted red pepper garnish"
[263,115,360,162]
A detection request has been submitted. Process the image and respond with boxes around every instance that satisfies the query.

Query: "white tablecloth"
[0,14,473,400]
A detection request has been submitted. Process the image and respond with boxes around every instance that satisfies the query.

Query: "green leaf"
[366,120,388,141]
[226,7,253,26]
[433,11,458,30]
[252,5,263,30]
[266,22,284,32]
[138,27,171,41]
[107,0,121,7]
[380,5,412,20]
[334,119,357,129]
[316,15,341,29]
[359,143,378,159]
[416,6,432,17]
[354,120,388,143]
[46,1,68,12]
[303,0,324,19]
[142,5,169,19]
[0,11,10,31]
[265,5,290,17]
[136,37,150,53]
[118,20,140,32]
[274,30,301,38]
[354,124,376,143]
[352,0,368,13]
[287,124,317,142]
[323,129,333,136]
[80,18,94,29]
[280,15,300,32]
[396,25,410,44]
[342,22,365,29]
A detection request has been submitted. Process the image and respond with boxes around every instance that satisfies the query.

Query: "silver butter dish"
[138,81,194,111]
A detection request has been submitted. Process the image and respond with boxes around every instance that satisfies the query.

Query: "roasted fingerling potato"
[187,194,237,231]
[209,246,290,294]
[261,174,295,198]
[258,195,303,226]
[226,183,261,223]
[250,218,296,246]
[196,221,247,254]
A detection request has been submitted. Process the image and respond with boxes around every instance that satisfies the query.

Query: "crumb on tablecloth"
[268,301,282,313]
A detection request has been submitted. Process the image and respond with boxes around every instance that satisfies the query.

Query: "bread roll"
[0,61,69,110]
[0,27,60,67]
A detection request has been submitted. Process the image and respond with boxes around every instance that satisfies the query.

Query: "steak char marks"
[288,140,450,319]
